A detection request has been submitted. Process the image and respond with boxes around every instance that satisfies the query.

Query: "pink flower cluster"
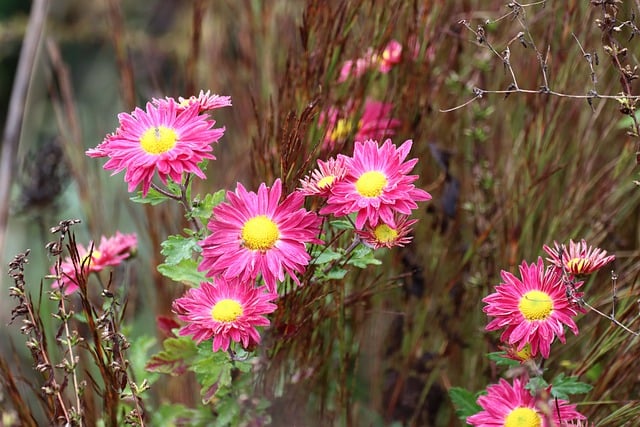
[468,239,614,425]
[483,241,614,360]
[52,232,137,295]
[338,39,403,82]
[85,90,432,354]
[301,138,431,248]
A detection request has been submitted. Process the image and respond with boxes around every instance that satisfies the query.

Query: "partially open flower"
[52,232,137,294]
[543,239,615,276]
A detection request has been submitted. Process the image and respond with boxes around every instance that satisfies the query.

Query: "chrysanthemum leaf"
[190,345,233,403]
[130,187,174,205]
[347,246,382,268]
[160,235,201,265]
[330,218,355,230]
[190,189,226,223]
[448,387,483,420]
[550,373,593,400]
[157,259,207,286]
[525,376,549,395]
[311,247,343,265]
[486,351,520,367]
[145,336,198,375]
[324,268,348,280]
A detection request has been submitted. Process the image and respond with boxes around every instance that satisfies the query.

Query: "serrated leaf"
[191,189,226,222]
[145,336,198,375]
[550,373,593,400]
[130,187,174,205]
[157,259,207,286]
[190,345,233,403]
[486,351,520,367]
[449,387,482,420]
[160,235,201,265]
[526,376,549,395]
[347,246,381,268]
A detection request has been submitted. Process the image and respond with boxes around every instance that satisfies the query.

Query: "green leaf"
[145,336,198,375]
[525,376,549,395]
[160,235,201,265]
[324,268,348,280]
[347,245,381,268]
[550,373,593,400]
[157,259,207,286]
[486,351,520,367]
[130,187,174,205]
[330,218,354,230]
[449,387,483,420]
[190,345,233,403]
[312,247,343,265]
[190,189,226,222]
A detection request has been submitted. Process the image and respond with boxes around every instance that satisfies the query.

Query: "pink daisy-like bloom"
[320,139,431,229]
[299,156,348,196]
[321,99,401,151]
[483,258,582,359]
[378,39,403,72]
[53,232,137,294]
[153,90,232,113]
[87,99,226,195]
[467,376,586,427]
[543,239,615,277]
[337,51,375,82]
[172,278,278,352]
[198,179,323,293]
[337,40,403,81]
[356,215,417,249]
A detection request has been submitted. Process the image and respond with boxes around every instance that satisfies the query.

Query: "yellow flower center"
[518,290,553,321]
[566,257,588,274]
[317,175,336,189]
[373,224,398,243]
[330,118,354,141]
[504,407,541,427]
[81,250,102,267]
[211,299,243,322]
[515,343,532,361]
[140,126,178,155]
[241,215,280,251]
[355,171,387,198]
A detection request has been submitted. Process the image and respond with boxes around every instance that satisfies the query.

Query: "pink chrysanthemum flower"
[299,157,348,196]
[543,239,615,277]
[172,279,278,352]
[337,40,403,81]
[356,215,417,249]
[87,99,226,195]
[467,376,586,427]
[378,39,403,72]
[320,139,431,229]
[53,232,137,294]
[483,258,582,359]
[321,100,401,151]
[198,179,323,293]
[338,51,375,82]
[153,90,232,113]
